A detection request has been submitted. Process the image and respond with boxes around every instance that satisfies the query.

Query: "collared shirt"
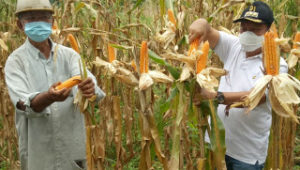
[5,38,105,170]
[214,31,288,165]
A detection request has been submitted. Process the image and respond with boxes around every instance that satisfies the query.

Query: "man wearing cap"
[190,1,287,170]
[4,0,105,169]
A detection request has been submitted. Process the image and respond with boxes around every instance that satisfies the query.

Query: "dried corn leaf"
[139,73,154,90]
[177,11,185,30]
[148,70,173,83]
[169,84,185,170]
[0,39,8,51]
[197,158,206,170]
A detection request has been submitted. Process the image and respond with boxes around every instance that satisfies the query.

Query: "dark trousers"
[225,155,264,170]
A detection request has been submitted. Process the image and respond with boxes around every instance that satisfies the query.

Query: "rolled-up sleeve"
[5,57,50,118]
[69,49,106,102]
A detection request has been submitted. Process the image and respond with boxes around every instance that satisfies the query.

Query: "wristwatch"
[216,91,225,104]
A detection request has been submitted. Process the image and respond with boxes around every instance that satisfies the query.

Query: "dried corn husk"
[139,73,154,91]
[233,74,300,123]
[94,57,117,75]
[114,67,139,87]
[162,51,199,66]
[179,64,194,82]
[231,75,272,111]
[148,70,173,83]
[287,49,300,69]
[155,25,176,49]
[196,67,226,93]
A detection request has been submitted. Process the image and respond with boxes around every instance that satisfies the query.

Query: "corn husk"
[155,24,176,49]
[139,73,154,91]
[275,37,291,52]
[162,51,199,66]
[233,73,300,123]
[287,49,300,69]
[196,67,227,93]
[179,64,194,82]
[94,57,117,75]
[231,75,272,111]
[114,67,139,87]
[148,70,173,83]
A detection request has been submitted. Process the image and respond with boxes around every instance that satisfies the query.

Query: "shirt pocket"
[250,69,264,86]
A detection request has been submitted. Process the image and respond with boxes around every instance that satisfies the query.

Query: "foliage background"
[0,0,299,169]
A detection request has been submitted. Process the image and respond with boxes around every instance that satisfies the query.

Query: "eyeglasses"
[21,15,53,22]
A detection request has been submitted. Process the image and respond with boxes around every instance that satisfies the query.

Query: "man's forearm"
[30,92,54,112]
[222,91,266,106]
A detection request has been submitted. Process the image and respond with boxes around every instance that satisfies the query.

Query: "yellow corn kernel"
[108,44,116,63]
[140,41,148,73]
[196,41,210,74]
[270,23,278,38]
[264,31,279,76]
[293,32,300,49]
[67,34,80,53]
[131,60,137,72]
[168,9,177,27]
[188,38,200,57]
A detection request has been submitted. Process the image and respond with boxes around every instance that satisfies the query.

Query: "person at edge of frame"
[189,1,288,170]
[4,0,106,169]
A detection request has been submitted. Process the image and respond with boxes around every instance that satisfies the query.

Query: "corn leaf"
[149,49,180,79]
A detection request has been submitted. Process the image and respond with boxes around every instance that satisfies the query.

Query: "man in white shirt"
[4,0,105,169]
[189,1,287,169]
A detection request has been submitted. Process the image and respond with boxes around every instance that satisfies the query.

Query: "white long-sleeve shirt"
[5,38,105,170]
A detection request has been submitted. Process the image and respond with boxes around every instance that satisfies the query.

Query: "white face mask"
[238,31,264,52]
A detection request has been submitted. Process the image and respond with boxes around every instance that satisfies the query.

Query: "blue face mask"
[24,21,52,42]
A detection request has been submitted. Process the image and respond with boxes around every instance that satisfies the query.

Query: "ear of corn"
[67,34,80,53]
[293,32,300,49]
[264,31,280,76]
[140,41,148,74]
[270,23,279,38]
[108,44,116,63]
[131,60,137,72]
[167,9,176,27]
[188,38,200,56]
[196,41,210,74]
[55,75,81,90]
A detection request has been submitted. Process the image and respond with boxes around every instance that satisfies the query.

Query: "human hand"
[192,85,217,105]
[48,82,72,102]
[78,77,95,98]
[188,18,210,44]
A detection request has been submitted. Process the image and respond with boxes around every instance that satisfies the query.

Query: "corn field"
[0,0,300,169]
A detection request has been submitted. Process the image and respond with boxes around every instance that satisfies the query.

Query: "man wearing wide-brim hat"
[4,0,105,169]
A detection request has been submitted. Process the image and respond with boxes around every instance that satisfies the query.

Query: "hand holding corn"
[77,77,95,98]
[188,19,210,44]
[48,82,72,102]
[192,85,217,105]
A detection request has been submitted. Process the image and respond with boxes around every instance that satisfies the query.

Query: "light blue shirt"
[5,38,105,170]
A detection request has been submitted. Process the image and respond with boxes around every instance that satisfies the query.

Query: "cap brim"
[233,17,263,24]
[15,8,54,15]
